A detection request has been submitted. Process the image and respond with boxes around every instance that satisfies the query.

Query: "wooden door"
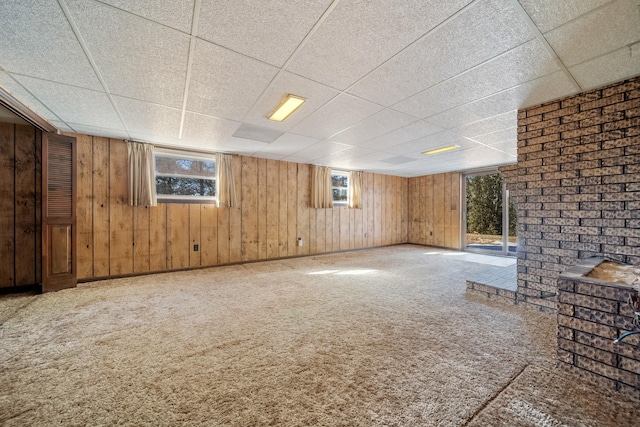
[42,133,77,292]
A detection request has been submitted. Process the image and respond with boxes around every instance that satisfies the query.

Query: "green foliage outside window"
[466,173,516,237]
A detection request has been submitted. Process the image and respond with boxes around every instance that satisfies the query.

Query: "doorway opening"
[463,171,516,256]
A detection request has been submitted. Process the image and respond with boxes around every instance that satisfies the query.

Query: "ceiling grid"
[0,0,637,176]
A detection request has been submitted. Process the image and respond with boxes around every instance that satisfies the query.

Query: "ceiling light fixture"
[422,145,460,155]
[268,94,306,122]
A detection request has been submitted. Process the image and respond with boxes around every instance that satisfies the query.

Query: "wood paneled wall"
[0,123,463,287]
[0,123,42,288]
[408,173,461,249]
[74,135,409,281]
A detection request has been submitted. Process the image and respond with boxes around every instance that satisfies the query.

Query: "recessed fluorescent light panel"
[268,94,306,122]
[422,145,460,155]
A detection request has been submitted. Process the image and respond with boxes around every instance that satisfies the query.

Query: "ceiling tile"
[68,123,128,139]
[331,109,419,145]
[393,39,560,118]
[347,0,535,105]
[451,110,517,138]
[243,72,340,131]
[469,127,517,145]
[518,0,612,34]
[252,133,320,158]
[66,0,191,107]
[290,94,383,139]
[198,0,332,67]
[391,131,478,157]
[0,0,101,90]
[570,43,640,90]
[288,140,354,162]
[95,0,195,33]
[187,39,278,121]
[114,96,181,138]
[313,146,377,170]
[426,71,578,129]
[287,0,474,90]
[180,112,239,149]
[50,121,75,133]
[13,75,123,130]
[0,72,59,122]
[544,0,640,67]
[221,136,270,156]
[361,120,444,151]
[232,124,284,143]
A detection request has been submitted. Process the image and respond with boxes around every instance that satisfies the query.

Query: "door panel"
[42,133,77,292]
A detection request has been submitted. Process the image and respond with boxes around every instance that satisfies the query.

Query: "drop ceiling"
[0,0,638,177]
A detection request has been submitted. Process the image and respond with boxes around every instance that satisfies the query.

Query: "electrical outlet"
[193,244,199,251]
[364,233,368,238]
[297,237,303,247]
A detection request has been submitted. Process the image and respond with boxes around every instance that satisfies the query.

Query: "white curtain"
[127,141,157,207]
[311,165,333,208]
[216,153,238,208]
[349,171,363,209]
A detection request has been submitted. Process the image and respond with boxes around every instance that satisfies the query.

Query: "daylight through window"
[331,170,349,206]
[155,149,216,202]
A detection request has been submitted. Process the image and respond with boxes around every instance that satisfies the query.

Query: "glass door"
[463,171,516,256]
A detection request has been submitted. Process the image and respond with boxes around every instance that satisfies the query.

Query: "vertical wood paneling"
[425,175,434,246]
[14,125,36,285]
[297,163,310,256]
[278,161,288,257]
[316,208,326,253]
[167,204,189,269]
[433,174,445,247]
[189,204,201,267]
[365,172,374,247]
[444,173,453,248]
[108,139,133,275]
[354,208,363,249]
[325,209,333,252]
[133,206,150,273]
[34,131,42,284]
[217,206,230,265]
[287,162,297,257]
[76,134,93,279]
[339,207,349,250]
[450,173,461,250]
[92,137,110,277]
[332,207,340,252]
[309,207,317,254]
[241,156,258,261]
[200,204,217,266]
[406,173,460,249]
[266,159,279,259]
[373,174,382,247]
[149,204,167,272]
[257,158,268,259]
[229,155,242,263]
[401,177,408,242]
[0,123,15,287]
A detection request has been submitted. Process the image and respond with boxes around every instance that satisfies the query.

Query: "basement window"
[331,170,349,206]
[154,149,216,203]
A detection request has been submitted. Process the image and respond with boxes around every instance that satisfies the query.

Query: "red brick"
[526,102,560,117]
[603,117,640,131]
[580,93,625,111]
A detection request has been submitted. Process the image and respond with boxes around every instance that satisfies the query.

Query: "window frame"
[331,169,350,207]
[154,148,217,204]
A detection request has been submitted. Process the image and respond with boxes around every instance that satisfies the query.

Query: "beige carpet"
[1,245,637,426]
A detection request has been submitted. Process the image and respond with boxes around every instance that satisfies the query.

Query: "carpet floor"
[1,245,637,426]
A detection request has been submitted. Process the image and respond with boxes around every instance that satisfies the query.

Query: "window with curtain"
[127,141,157,207]
[154,148,216,203]
[331,170,349,206]
[311,165,333,208]
[216,153,238,208]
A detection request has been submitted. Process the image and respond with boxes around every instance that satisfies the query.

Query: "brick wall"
[510,76,640,312]
[557,258,639,399]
